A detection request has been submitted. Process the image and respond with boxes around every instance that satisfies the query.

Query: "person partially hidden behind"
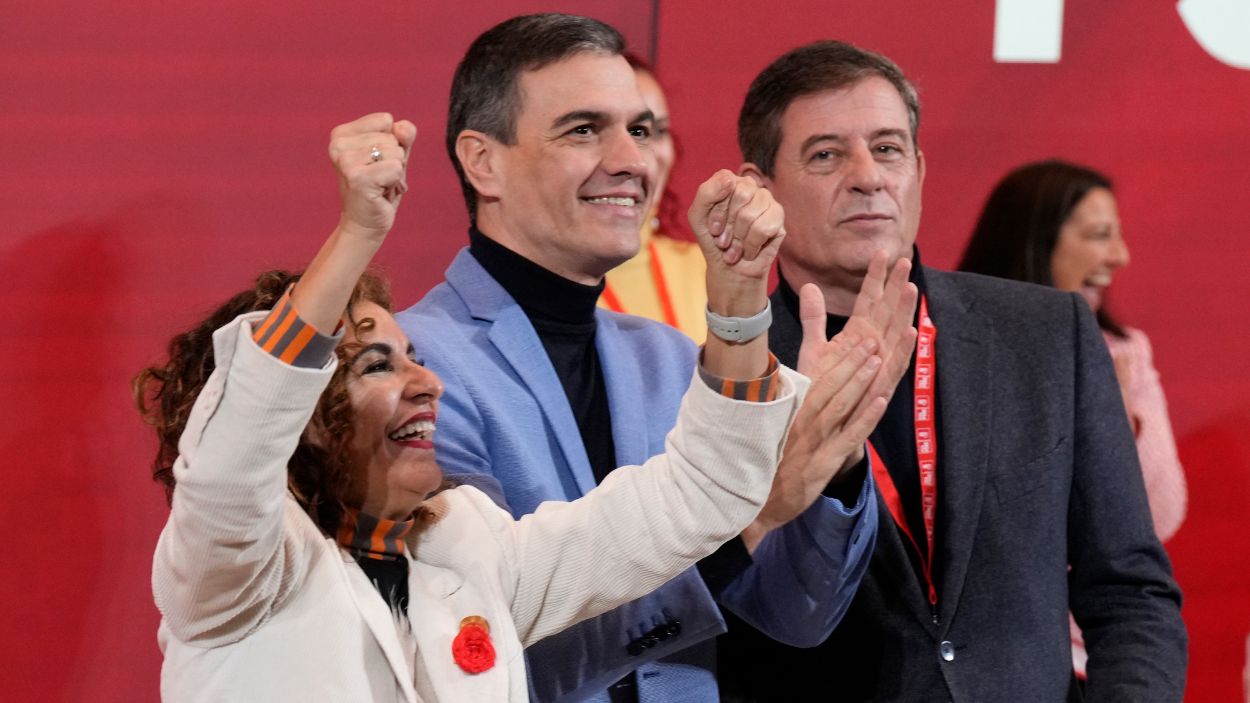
[397,14,918,703]
[598,54,709,343]
[716,41,1187,702]
[136,112,892,702]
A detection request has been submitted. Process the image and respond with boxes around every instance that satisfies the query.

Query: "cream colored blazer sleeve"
[471,367,808,647]
[151,313,335,646]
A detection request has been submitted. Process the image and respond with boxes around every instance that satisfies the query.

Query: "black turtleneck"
[469,228,618,485]
[773,255,943,586]
[469,228,756,702]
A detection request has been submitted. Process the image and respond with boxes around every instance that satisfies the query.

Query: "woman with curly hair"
[135,113,893,702]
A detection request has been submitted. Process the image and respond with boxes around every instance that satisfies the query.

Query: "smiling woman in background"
[957,158,1188,678]
[599,54,709,343]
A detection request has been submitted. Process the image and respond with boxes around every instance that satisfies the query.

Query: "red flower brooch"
[452,615,496,674]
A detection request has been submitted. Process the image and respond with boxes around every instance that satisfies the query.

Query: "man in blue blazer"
[397,14,906,703]
[716,40,1187,701]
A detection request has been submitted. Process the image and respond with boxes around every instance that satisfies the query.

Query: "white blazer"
[153,313,805,702]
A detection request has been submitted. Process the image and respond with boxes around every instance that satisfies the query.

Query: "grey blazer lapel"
[445,251,599,497]
[924,268,994,629]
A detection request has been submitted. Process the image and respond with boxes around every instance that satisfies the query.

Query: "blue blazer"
[398,249,876,702]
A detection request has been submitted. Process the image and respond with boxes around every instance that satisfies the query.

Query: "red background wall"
[2,2,1246,700]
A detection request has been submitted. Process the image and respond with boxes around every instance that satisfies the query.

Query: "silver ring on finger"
[369,145,383,163]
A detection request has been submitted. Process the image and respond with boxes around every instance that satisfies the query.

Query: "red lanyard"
[600,239,679,328]
[867,295,939,607]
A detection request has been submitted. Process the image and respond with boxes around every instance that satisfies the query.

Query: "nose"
[402,359,443,403]
[602,128,648,179]
[1109,232,1131,269]
[845,144,884,195]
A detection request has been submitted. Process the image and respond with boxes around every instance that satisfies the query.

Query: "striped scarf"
[336,508,415,561]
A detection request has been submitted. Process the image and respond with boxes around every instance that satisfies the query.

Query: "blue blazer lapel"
[444,250,599,497]
[595,311,651,467]
[924,268,994,631]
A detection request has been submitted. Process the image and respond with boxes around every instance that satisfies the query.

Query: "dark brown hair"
[133,269,394,535]
[738,40,921,178]
[956,159,1125,337]
[446,13,625,220]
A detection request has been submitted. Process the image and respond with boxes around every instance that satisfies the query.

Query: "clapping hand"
[796,251,919,469]
[741,252,917,552]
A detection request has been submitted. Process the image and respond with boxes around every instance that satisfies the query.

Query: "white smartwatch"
[705,300,772,343]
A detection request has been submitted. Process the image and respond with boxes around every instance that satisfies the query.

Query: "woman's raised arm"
[293,113,415,328]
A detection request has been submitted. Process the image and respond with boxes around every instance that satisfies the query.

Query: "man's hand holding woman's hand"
[688,169,785,315]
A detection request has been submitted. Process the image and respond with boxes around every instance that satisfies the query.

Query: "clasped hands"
[686,171,917,553]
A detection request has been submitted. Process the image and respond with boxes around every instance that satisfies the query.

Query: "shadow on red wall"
[1171,412,1250,701]
[0,198,231,701]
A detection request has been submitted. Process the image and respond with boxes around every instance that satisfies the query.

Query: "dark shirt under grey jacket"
[719,255,1186,702]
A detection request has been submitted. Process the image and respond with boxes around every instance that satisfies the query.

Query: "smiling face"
[754,77,924,306]
[634,68,674,217]
[342,301,444,519]
[483,51,655,284]
[1049,187,1130,311]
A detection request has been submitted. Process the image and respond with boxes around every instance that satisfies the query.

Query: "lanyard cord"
[868,295,939,608]
[601,239,679,328]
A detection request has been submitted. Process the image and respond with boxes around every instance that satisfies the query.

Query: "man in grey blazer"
[716,41,1187,701]
[397,15,917,703]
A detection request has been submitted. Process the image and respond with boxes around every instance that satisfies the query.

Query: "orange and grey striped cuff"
[697,352,782,403]
[250,289,342,368]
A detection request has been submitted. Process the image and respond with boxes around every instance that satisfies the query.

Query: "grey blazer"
[719,267,1186,702]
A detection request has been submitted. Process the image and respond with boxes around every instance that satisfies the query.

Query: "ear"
[455,130,503,200]
[916,148,926,187]
[738,162,769,188]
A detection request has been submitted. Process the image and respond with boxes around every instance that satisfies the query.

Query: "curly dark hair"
[133,269,393,536]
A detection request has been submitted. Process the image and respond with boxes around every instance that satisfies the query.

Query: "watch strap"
[705,300,772,343]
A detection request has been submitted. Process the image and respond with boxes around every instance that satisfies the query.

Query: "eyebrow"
[350,342,393,366]
[797,127,912,156]
[872,127,912,142]
[798,133,847,156]
[551,108,654,130]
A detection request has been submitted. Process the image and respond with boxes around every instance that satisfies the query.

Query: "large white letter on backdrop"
[994,0,1249,69]
[1178,0,1250,69]
[994,0,1064,62]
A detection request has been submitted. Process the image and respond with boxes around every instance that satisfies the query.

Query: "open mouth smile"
[581,196,640,207]
[388,415,435,444]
